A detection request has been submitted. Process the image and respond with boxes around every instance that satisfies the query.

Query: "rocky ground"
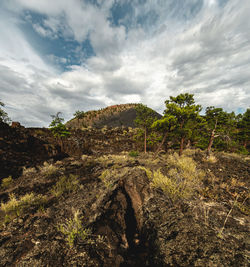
[0,123,249,266]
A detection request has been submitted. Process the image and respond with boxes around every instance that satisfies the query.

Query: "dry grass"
[51,174,79,197]
[40,162,59,178]
[1,192,47,225]
[141,153,204,201]
[1,176,13,189]
[99,170,115,189]
[205,155,217,163]
[22,167,36,175]
[97,154,132,167]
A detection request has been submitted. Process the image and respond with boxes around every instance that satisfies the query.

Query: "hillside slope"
[66,104,162,129]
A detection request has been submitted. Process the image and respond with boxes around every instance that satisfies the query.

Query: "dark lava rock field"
[0,122,249,266]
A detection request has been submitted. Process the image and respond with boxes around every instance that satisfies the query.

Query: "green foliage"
[237,108,250,149]
[0,100,11,123]
[134,104,159,152]
[128,150,139,157]
[74,110,85,119]
[1,176,13,189]
[163,93,202,155]
[58,209,92,247]
[134,104,158,129]
[51,174,79,197]
[49,112,70,137]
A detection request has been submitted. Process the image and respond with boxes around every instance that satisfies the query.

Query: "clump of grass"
[57,209,92,247]
[138,166,152,179]
[99,170,114,189]
[128,150,139,157]
[150,169,186,200]
[1,192,47,224]
[1,176,13,189]
[98,154,130,167]
[167,153,205,181]
[40,162,59,178]
[81,155,89,161]
[22,167,36,175]
[205,155,217,163]
[51,174,79,197]
[142,153,204,201]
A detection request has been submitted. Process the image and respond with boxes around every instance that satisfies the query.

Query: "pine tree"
[164,93,202,156]
[134,104,158,153]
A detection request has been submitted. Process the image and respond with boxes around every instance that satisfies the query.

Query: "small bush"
[150,169,184,200]
[1,192,47,223]
[40,162,59,178]
[51,174,79,197]
[58,209,92,247]
[1,176,13,189]
[128,150,139,157]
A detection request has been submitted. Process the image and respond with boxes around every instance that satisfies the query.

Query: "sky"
[0,0,249,127]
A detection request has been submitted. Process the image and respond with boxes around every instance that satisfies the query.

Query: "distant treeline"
[134,93,249,156]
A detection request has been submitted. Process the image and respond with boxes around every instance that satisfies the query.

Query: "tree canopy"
[0,100,11,123]
[49,112,70,138]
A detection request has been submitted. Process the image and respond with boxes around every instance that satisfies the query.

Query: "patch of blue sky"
[237,108,245,115]
[109,1,134,30]
[19,12,95,71]
[218,0,229,8]
[136,10,159,29]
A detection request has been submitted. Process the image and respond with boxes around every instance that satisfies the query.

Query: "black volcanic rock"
[0,122,64,180]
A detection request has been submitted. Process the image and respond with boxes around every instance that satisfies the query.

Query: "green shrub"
[51,174,79,197]
[128,150,139,157]
[58,209,92,247]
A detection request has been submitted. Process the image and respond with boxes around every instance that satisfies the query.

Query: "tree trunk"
[153,132,168,159]
[206,130,215,156]
[179,137,184,156]
[144,128,147,153]
[207,119,218,156]
[243,141,247,148]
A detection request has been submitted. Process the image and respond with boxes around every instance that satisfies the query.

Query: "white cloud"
[0,0,249,127]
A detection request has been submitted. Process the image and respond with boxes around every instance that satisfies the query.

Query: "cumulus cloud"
[0,0,249,126]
